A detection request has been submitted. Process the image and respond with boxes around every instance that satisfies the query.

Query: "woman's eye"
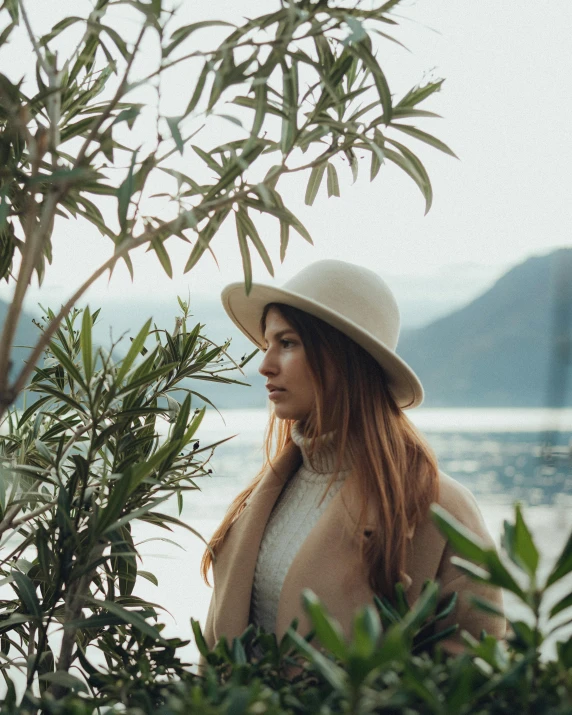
[281,339,294,348]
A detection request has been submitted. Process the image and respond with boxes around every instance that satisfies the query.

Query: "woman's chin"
[272,405,307,422]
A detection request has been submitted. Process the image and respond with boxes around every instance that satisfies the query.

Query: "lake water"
[2,408,571,698]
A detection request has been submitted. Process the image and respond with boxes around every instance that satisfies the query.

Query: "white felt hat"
[221,259,424,409]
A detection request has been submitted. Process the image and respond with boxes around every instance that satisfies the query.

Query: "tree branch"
[4,189,247,417]
[18,0,51,76]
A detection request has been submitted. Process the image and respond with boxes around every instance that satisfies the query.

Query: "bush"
[2,505,570,713]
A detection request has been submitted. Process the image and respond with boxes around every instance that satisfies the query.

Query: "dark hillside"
[398,248,572,406]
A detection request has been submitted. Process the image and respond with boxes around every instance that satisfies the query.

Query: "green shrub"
[3,504,570,714]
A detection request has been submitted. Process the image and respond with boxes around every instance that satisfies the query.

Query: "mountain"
[398,248,572,407]
[3,249,570,409]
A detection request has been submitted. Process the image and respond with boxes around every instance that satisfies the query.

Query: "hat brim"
[221,282,424,409]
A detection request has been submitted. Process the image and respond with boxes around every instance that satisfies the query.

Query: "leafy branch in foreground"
[0,303,247,698]
[0,0,453,418]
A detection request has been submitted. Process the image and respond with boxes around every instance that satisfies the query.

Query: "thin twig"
[5,189,249,415]
[73,23,147,169]
[0,479,42,537]
[5,500,57,533]
[18,0,51,76]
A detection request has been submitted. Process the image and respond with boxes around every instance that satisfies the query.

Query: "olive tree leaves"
[0,303,246,693]
[0,0,452,418]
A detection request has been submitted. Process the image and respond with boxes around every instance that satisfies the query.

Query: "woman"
[201,260,505,653]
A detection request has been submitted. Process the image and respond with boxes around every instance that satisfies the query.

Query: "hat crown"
[282,260,400,350]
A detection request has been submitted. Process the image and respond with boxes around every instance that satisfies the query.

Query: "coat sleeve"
[434,475,507,644]
[435,547,506,645]
[198,587,217,672]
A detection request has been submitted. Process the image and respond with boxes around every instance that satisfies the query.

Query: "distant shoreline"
[197,407,572,439]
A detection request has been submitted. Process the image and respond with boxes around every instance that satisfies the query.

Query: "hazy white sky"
[1,0,571,316]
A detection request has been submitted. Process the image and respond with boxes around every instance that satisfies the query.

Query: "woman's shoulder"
[435,470,495,546]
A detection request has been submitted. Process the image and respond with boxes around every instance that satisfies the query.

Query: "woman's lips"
[268,388,286,400]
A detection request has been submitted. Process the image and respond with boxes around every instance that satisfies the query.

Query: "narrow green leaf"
[192,145,223,176]
[396,79,444,109]
[288,628,347,691]
[97,474,131,536]
[99,24,129,60]
[171,394,191,442]
[546,529,572,588]
[352,605,382,658]
[150,237,173,278]
[191,617,209,657]
[11,570,42,620]
[118,361,179,396]
[392,123,458,158]
[279,219,289,263]
[163,20,234,58]
[183,207,230,273]
[48,342,86,390]
[550,591,572,619]
[139,570,159,587]
[326,163,340,198]
[80,306,92,382]
[236,208,274,277]
[384,145,432,214]
[82,597,167,644]
[512,504,539,577]
[235,211,252,294]
[38,671,87,693]
[116,318,152,384]
[304,163,326,206]
[233,94,285,119]
[17,396,51,430]
[252,83,267,136]
[302,590,348,660]
[350,41,392,123]
[145,511,209,546]
[280,59,297,154]
[117,150,137,232]
[126,457,163,496]
[431,504,489,564]
[3,0,19,23]
[365,133,385,181]
[185,62,210,116]
[102,495,170,534]
[166,116,184,154]
[28,382,86,413]
[470,595,506,619]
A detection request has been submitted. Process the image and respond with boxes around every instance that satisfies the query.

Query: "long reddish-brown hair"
[201,303,439,598]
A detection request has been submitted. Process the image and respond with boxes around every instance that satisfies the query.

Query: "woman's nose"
[258,350,277,377]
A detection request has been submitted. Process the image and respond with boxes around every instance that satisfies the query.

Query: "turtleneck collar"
[290,421,351,476]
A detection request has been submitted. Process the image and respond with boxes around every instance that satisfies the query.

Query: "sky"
[1,0,571,327]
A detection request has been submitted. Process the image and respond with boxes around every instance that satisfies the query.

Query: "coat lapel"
[210,441,301,642]
[275,472,372,639]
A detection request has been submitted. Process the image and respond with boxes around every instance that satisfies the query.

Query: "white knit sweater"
[250,423,350,633]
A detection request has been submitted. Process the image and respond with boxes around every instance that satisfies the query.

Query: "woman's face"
[258,307,316,423]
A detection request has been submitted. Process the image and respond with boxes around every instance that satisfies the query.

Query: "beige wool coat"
[203,441,506,651]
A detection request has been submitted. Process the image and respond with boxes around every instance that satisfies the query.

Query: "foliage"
[0,304,251,699]
[0,0,452,419]
[2,501,571,712]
